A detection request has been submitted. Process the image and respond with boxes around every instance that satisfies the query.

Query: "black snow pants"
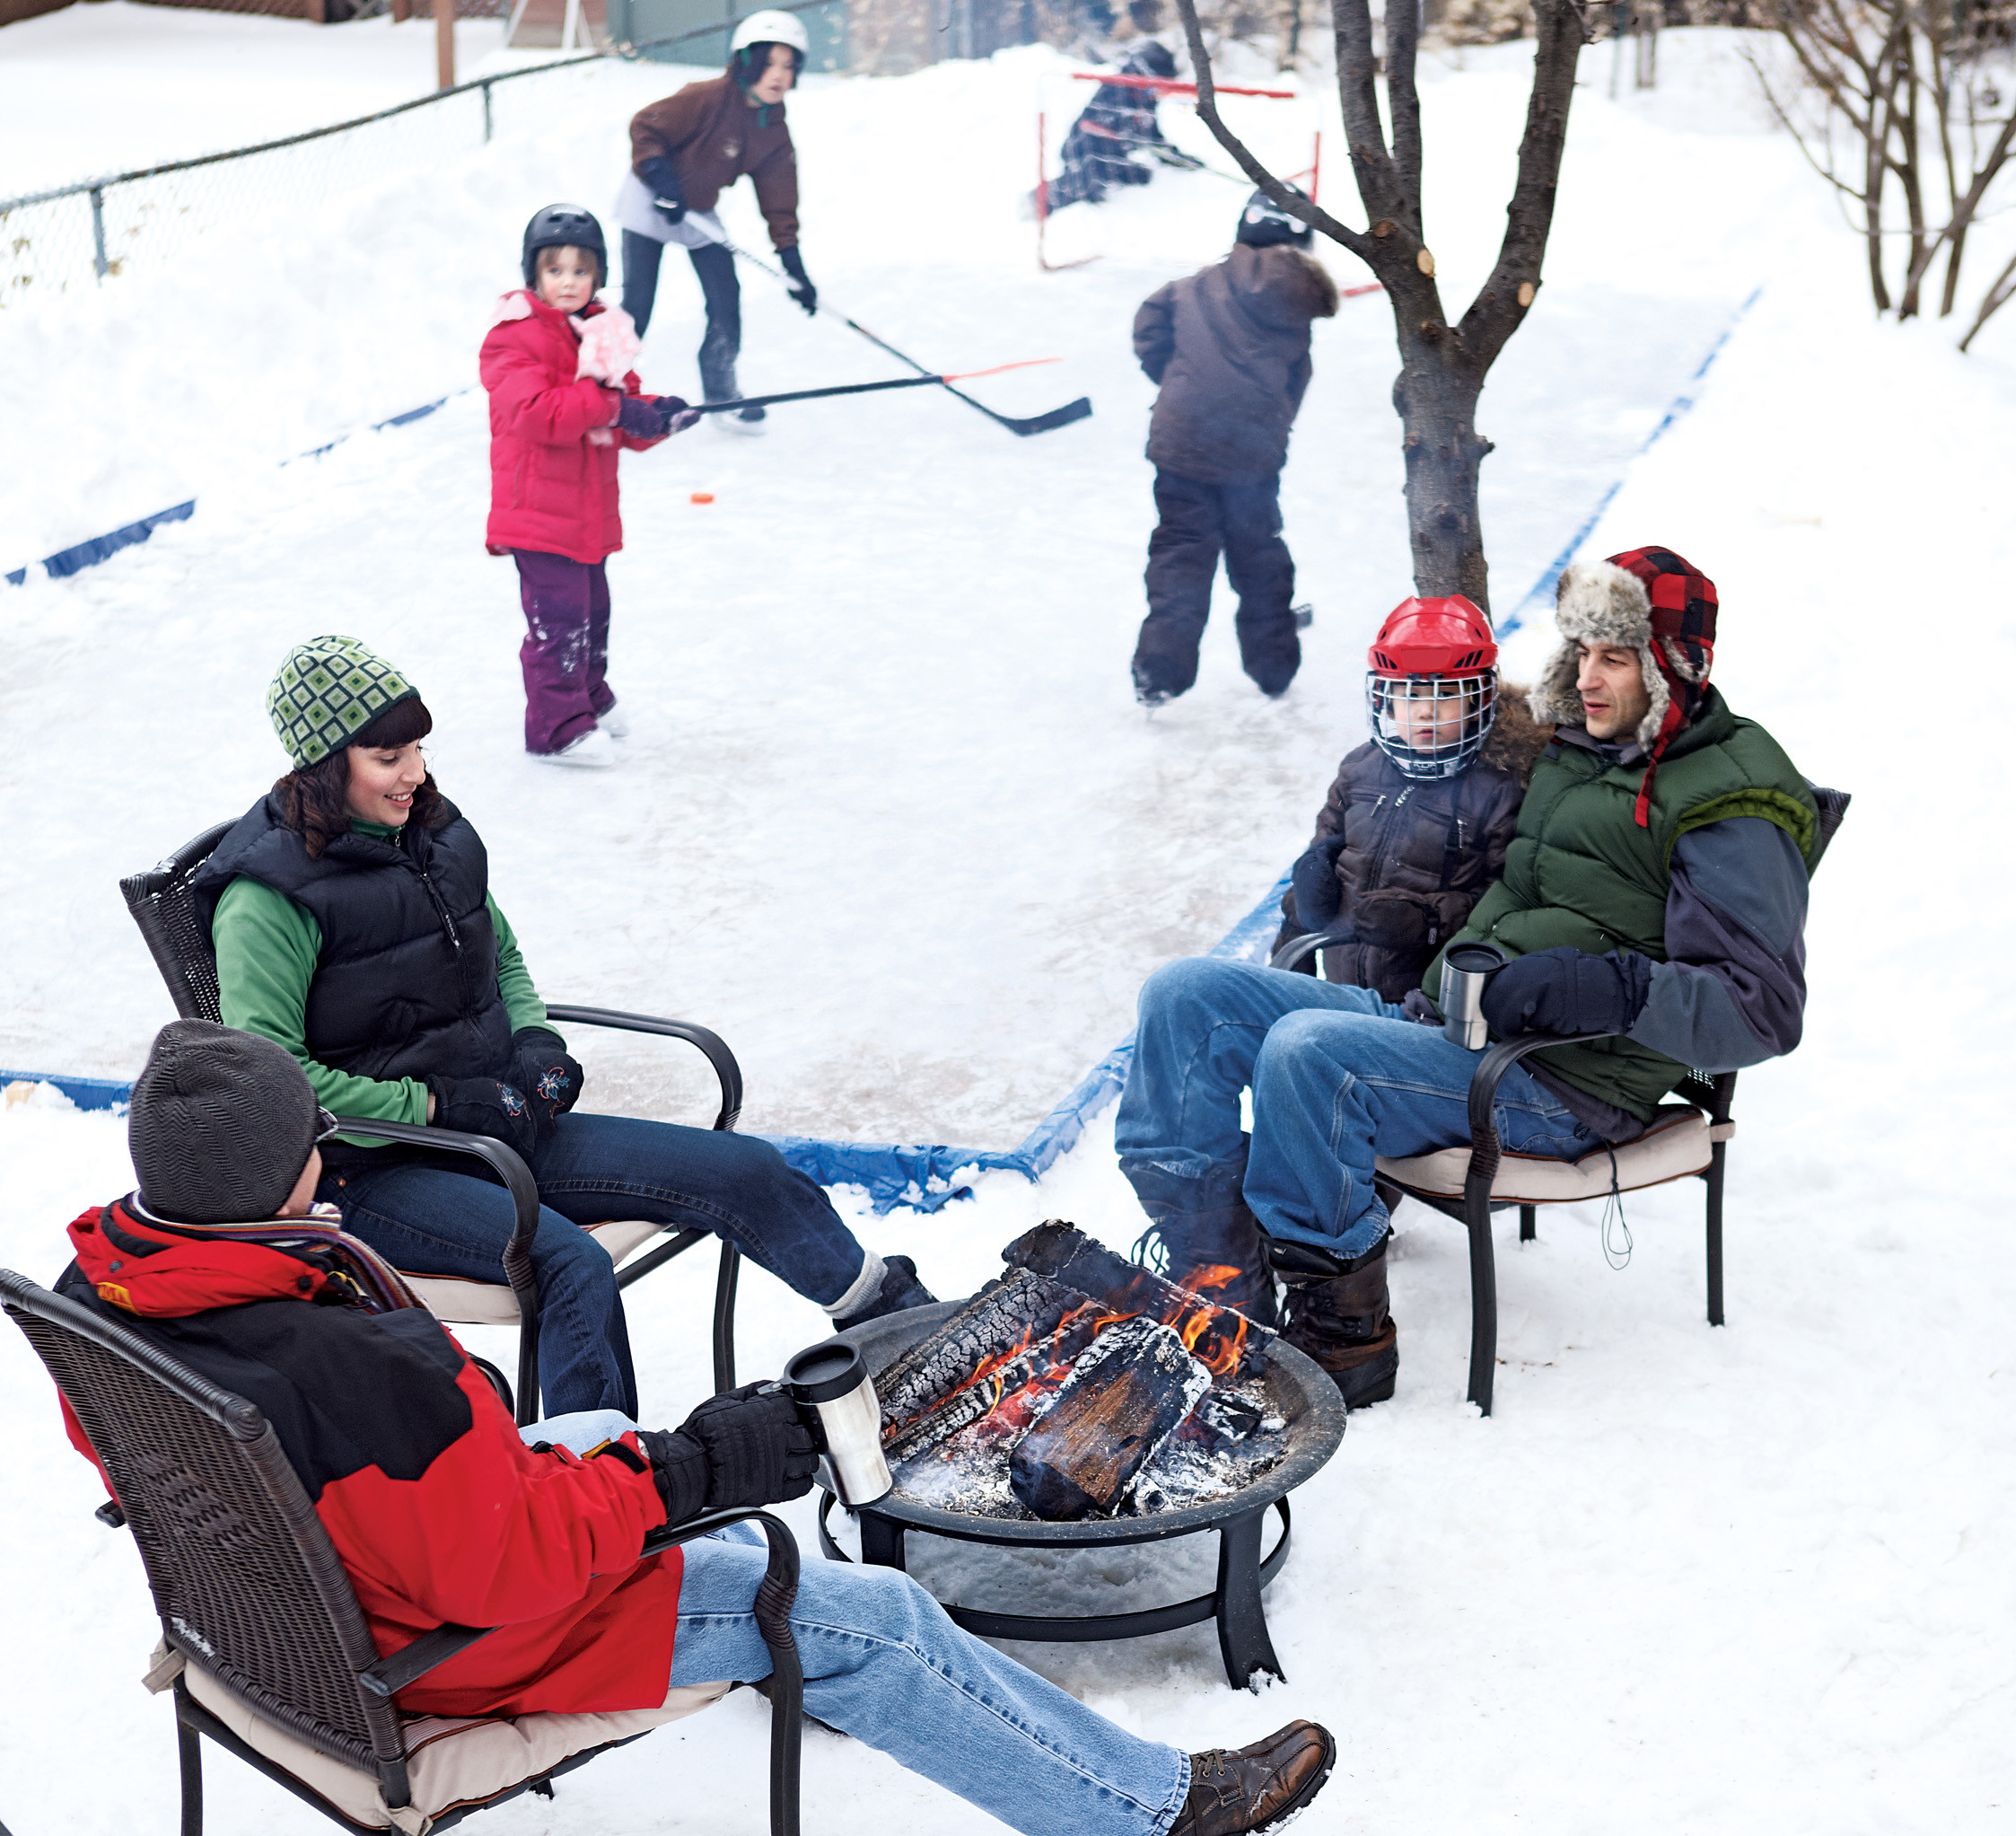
[1133,467,1299,702]
[621,231,744,400]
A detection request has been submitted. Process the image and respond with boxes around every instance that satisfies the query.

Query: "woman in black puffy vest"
[194,635,934,1416]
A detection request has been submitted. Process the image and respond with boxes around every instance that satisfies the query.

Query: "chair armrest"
[1267,931,1349,973]
[359,1623,495,1699]
[545,1005,743,1133]
[1463,1032,1618,1190]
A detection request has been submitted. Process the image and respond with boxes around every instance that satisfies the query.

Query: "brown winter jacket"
[1134,243,1339,484]
[629,75,799,250]
[1274,693,1554,1000]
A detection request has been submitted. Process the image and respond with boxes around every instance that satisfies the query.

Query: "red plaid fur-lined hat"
[1528,545,1718,827]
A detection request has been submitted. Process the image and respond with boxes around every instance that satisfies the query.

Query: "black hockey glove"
[637,1384,820,1524]
[510,1028,583,1139]
[639,156,687,227]
[616,393,671,439]
[653,394,704,435]
[1287,834,1351,932]
[426,1075,539,1161]
[1479,945,1654,1040]
[779,246,817,317]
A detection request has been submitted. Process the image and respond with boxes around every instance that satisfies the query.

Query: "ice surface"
[3,17,2015,1836]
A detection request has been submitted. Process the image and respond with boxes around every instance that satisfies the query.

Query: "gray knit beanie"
[128,1022,322,1225]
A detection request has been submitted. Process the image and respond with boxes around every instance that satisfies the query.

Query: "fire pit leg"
[858,1511,907,1573]
[1214,1507,1284,1691]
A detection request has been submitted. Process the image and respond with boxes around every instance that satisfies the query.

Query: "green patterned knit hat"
[266,636,420,769]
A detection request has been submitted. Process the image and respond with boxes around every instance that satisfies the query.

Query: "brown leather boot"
[1281,1242,1398,1410]
[1170,1720,1337,1836]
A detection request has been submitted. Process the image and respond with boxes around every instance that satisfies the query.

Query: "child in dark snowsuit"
[1047,40,1196,212]
[481,205,697,766]
[1130,188,1337,705]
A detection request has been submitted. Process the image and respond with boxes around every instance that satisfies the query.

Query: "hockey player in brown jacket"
[1130,188,1337,705]
[616,9,817,432]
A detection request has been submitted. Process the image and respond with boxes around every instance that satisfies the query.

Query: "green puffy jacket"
[1424,689,1818,1120]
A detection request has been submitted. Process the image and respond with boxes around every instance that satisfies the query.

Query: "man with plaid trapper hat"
[1116,545,1824,1394]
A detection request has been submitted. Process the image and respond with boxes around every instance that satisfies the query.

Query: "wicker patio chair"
[1,1267,804,1836]
[119,821,747,1416]
[1267,786,1852,1415]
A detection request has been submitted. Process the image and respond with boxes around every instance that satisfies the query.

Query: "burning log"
[874,1269,1097,1440]
[885,1309,1108,1466]
[1001,1222,1274,1378]
[1007,1318,1213,1520]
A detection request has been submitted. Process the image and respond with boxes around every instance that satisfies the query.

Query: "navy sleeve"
[1626,817,1809,1071]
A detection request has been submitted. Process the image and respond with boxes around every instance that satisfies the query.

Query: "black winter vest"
[192,794,515,1088]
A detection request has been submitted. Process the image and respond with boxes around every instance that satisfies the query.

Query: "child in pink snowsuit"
[481,204,698,766]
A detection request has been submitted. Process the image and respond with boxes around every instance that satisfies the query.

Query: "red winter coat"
[481,291,662,566]
[55,1200,685,1718]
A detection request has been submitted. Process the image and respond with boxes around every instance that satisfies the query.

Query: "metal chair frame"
[120,821,748,1421]
[1,1268,802,1836]
[1265,786,1851,1416]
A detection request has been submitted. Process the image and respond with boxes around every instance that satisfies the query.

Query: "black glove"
[654,393,703,435]
[427,1075,539,1160]
[1288,834,1351,932]
[616,393,671,439]
[778,246,817,316]
[1479,945,1654,1039]
[511,1027,583,1139]
[637,1384,820,1524]
[639,156,686,227]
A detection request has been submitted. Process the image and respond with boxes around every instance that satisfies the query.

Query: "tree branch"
[1385,0,1424,226]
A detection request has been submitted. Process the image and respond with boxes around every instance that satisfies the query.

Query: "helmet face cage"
[1366,669,1498,781]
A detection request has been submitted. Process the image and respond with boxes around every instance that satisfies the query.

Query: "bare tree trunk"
[1170,0,1590,611]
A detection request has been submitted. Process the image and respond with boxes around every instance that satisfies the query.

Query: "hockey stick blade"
[958,391,1093,436]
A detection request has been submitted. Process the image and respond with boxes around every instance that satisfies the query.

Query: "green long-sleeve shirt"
[211,820,554,1126]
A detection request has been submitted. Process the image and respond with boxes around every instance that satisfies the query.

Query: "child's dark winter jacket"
[1133,244,1339,482]
[1275,694,1553,1000]
[481,292,662,565]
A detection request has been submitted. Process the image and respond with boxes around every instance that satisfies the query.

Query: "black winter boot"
[1170,1720,1337,1836]
[1280,1238,1397,1409]
[833,1254,935,1333]
[1133,1204,1280,1329]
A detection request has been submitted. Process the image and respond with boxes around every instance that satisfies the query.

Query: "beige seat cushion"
[403,1221,667,1327]
[173,1650,728,1835]
[1376,1105,1723,1204]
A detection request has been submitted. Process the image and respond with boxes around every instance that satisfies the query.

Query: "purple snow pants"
[513,549,614,755]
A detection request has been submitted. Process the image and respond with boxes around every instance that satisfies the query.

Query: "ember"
[877,1219,1288,1523]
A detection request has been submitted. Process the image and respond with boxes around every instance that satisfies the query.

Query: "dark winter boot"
[1235,606,1301,698]
[833,1254,936,1333]
[1170,1721,1337,1836]
[1280,1237,1398,1409]
[1133,1204,1279,1329]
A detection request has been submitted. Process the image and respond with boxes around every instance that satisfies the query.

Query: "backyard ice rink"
[1,12,2012,1832]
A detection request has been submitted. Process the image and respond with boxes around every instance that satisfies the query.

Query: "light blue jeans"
[1117,959,1603,1260]
[670,1527,1190,1836]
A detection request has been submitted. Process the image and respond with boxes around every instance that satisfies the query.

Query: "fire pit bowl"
[815,1299,1346,1690]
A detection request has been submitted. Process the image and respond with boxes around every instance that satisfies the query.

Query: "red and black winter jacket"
[55,1200,682,1718]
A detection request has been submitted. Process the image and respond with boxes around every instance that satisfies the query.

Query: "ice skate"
[530,727,618,769]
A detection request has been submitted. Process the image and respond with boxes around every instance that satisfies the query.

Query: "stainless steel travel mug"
[1440,941,1508,1050]
[784,1338,893,1507]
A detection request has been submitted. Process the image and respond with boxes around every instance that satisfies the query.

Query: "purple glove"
[616,394,670,440]
[654,394,703,435]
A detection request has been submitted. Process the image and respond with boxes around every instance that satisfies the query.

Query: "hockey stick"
[685,222,1093,436]
[693,360,1062,417]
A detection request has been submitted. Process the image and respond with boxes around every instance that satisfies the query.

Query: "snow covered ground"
[3,13,2014,1836]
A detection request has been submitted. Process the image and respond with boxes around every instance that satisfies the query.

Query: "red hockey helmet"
[1364,595,1499,781]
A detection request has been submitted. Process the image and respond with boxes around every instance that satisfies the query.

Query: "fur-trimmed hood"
[1478,683,1552,784]
[1528,558,1712,750]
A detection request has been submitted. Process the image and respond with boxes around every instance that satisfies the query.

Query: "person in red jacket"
[50,1018,1337,1836]
[482,204,699,768]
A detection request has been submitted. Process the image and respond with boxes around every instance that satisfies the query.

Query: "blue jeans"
[321,1112,870,1416]
[1116,959,1602,1260]
[671,1528,1189,1836]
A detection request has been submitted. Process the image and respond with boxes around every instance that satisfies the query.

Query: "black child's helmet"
[521,204,608,291]
[1235,184,1313,250]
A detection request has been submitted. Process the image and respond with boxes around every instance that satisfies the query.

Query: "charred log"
[1008,1318,1213,1520]
[884,1310,1107,1466]
[1001,1222,1275,1377]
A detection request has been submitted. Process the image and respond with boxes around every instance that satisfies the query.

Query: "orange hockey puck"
[690,491,714,505]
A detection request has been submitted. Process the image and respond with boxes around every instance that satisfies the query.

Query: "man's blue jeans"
[1116,959,1602,1260]
[320,1112,870,1417]
[671,1527,1189,1836]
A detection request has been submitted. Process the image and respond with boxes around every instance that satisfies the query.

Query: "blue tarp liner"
[0,873,1293,1213]
[6,500,196,587]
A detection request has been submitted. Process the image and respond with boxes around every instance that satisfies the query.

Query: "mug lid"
[784,1338,866,1404]
[1445,941,1508,971]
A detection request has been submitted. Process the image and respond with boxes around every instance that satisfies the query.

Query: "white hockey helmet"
[730,8,810,54]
